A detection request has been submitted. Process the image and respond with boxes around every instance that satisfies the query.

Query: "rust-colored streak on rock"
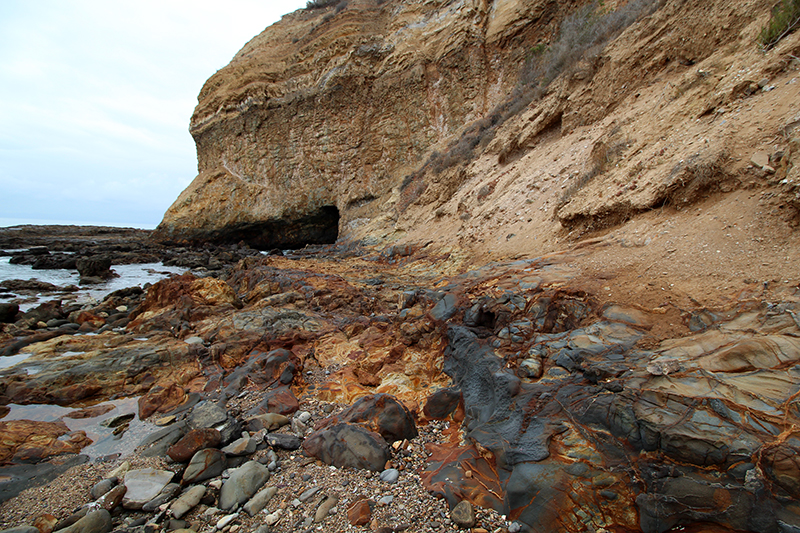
[421,443,504,512]
[0,420,92,465]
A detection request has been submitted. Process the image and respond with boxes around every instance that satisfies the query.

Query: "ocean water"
[0,256,186,311]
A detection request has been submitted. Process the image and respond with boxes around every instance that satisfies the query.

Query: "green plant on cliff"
[759,0,800,50]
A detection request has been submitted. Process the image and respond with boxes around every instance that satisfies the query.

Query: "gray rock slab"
[122,468,174,510]
[188,401,228,430]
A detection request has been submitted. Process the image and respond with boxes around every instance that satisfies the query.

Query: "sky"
[0,0,308,229]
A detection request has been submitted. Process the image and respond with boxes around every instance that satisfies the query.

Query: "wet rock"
[314,393,417,443]
[138,384,188,420]
[218,460,270,511]
[167,428,222,463]
[0,303,19,323]
[423,387,461,420]
[347,498,373,526]
[182,448,227,484]
[303,423,390,472]
[450,500,475,528]
[0,420,92,464]
[122,468,175,510]
[53,509,111,533]
[170,485,206,519]
[23,301,65,325]
[76,256,116,281]
[243,485,277,516]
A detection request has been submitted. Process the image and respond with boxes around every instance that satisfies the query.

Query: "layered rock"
[153,0,566,248]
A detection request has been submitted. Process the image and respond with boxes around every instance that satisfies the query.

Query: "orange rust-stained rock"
[138,383,187,419]
[347,498,373,526]
[0,420,93,465]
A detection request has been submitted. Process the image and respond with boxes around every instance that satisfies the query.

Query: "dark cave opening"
[211,205,340,250]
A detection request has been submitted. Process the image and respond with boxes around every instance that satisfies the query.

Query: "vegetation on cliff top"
[759,0,800,49]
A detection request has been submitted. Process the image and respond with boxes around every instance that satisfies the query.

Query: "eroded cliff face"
[153,0,578,248]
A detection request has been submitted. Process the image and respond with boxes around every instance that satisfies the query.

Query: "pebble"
[380,468,400,483]
[299,486,321,502]
[264,509,282,526]
[451,500,476,528]
[378,495,394,506]
[215,513,238,530]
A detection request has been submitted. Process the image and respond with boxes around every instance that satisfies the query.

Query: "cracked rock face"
[152,0,561,248]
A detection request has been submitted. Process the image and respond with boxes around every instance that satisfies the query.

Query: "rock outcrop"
[152,0,574,248]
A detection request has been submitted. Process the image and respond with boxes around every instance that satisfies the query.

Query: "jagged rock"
[182,448,227,485]
[303,423,390,472]
[76,256,116,281]
[218,461,270,511]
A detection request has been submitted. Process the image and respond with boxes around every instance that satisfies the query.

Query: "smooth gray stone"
[380,468,399,483]
[299,486,320,502]
[219,461,270,511]
[89,477,117,500]
[182,448,227,484]
[243,485,277,516]
[122,469,174,510]
[53,509,111,533]
[170,485,206,519]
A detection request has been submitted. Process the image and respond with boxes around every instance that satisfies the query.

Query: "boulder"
[170,485,206,519]
[303,423,390,472]
[76,256,116,280]
[246,386,299,417]
[314,393,417,443]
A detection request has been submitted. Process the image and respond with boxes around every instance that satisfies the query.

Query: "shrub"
[759,0,800,50]
[305,0,339,9]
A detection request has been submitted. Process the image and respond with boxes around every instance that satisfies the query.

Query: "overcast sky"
[0,0,308,229]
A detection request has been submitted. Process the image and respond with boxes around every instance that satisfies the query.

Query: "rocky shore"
[1,232,800,533]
